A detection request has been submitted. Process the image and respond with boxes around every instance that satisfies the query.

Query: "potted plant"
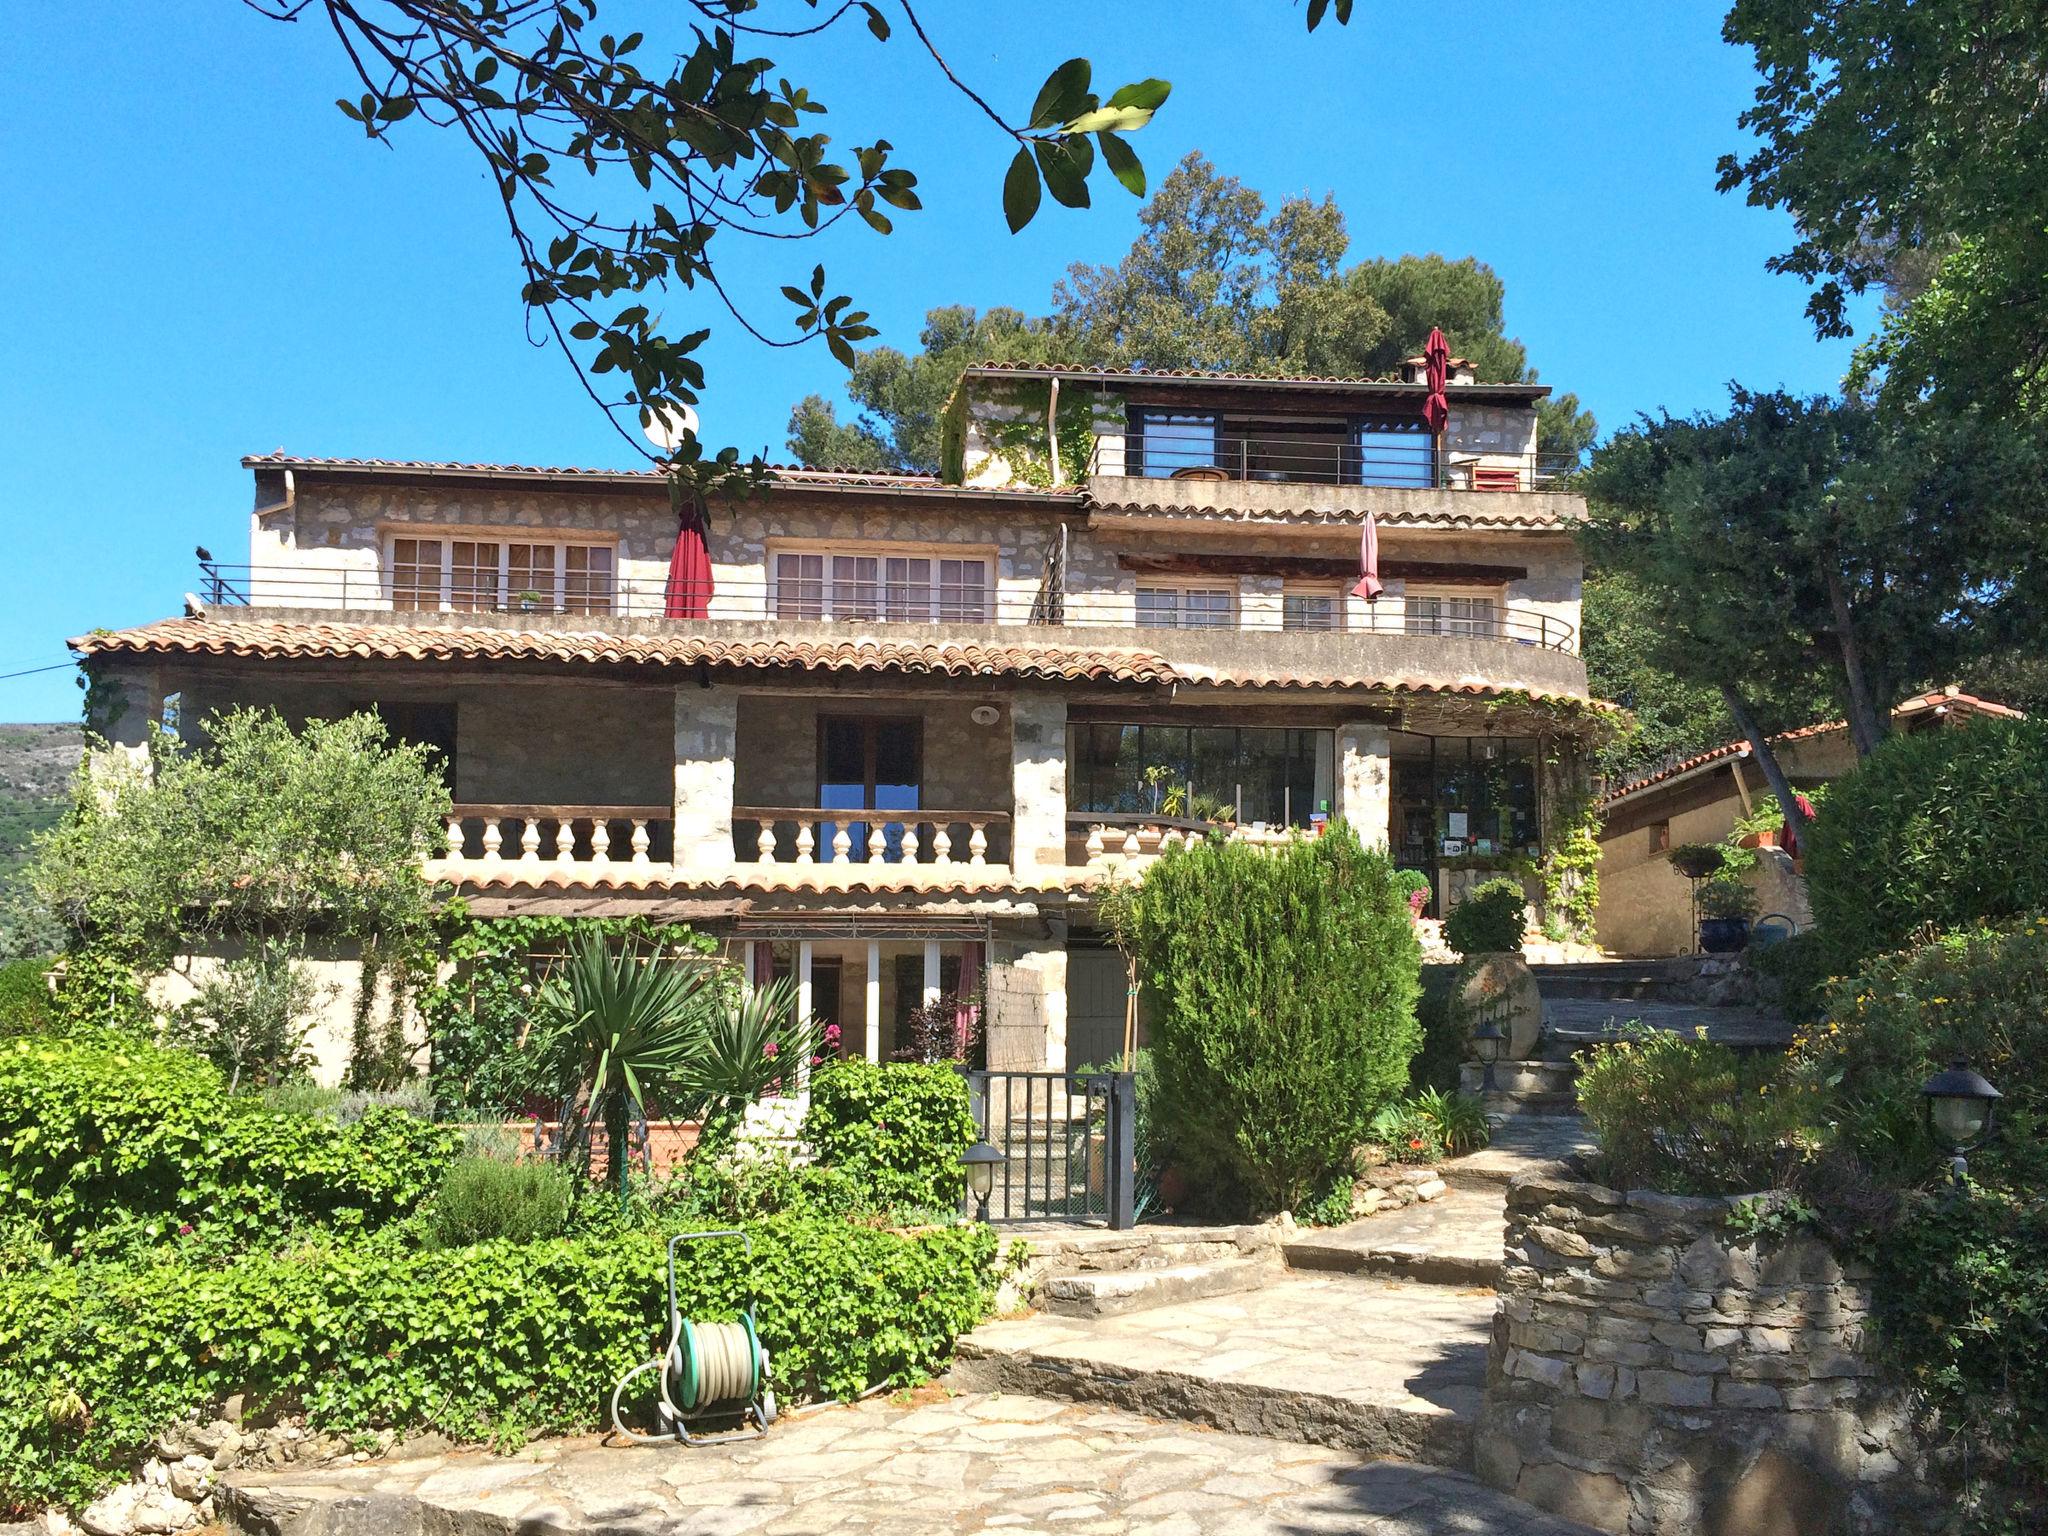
[1667,842,1726,881]
[1696,873,1758,953]
[515,587,545,613]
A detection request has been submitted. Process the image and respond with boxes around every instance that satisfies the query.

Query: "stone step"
[953,1273,1489,1468]
[1284,1185,1507,1288]
[1037,1256,1277,1318]
[1440,1117,1597,1190]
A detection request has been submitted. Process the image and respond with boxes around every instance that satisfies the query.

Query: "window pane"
[508,544,556,611]
[833,556,880,619]
[884,556,931,620]
[1191,728,1237,818]
[1135,588,1179,628]
[450,541,501,612]
[1283,591,1339,631]
[563,545,614,616]
[1183,588,1233,628]
[1405,595,1443,636]
[391,538,442,611]
[1139,727,1193,814]
[938,559,986,622]
[1137,413,1218,477]
[776,553,824,619]
[1356,421,1435,488]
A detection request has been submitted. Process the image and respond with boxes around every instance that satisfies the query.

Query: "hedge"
[802,1060,978,1213]
[1804,716,2048,964]
[0,1037,459,1257]
[0,1216,999,1511]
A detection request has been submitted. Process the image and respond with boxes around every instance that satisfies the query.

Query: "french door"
[818,717,922,861]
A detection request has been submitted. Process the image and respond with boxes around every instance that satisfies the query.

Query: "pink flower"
[823,1023,842,1046]
[763,1042,779,1059]
[177,1223,193,1237]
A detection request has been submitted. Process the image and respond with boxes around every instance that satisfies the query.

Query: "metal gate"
[962,1069,1137,1229]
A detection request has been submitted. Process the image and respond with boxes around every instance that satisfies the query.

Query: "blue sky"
[0,1,1868,722]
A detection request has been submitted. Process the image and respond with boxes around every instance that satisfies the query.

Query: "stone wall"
[1478,1174,1921,1535]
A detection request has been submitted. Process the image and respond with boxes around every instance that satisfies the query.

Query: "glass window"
[1283,588,1341,631]
[1134,412,1218,477]
[832,555,880,619]
[1067,724,1334,829]
[507,544,556,610]
[563,545,614,615]
[775,552,825,619]
[938,558,987,622]
[1136,585,1233,628]
[1355,419,1435,488]
[884,556,931,620]
[1406,592,1497,638]
[449,541,501,613]
[390,538,441,611]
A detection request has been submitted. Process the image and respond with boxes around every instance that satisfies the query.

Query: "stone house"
[1593,688,2022,957]
[74,362,1608,1081]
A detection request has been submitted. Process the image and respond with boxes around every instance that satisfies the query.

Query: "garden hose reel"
[609,1229,777,1446]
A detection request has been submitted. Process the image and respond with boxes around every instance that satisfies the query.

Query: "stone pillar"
[672,685,738,873]
[1009,692,1068,879]
[985,928,1068,1072]
[1336,721,1392,848]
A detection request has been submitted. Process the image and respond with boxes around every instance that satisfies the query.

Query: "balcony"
[1092,431,1581,492]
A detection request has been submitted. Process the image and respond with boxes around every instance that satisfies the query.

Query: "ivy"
[802,1062,978,1214]
[979,382,1100,488]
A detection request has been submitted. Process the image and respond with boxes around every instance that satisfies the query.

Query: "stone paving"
[955,1273,1495,1467]
[219,1392,1596,1536]
[1541,996,1794,1049]
[1285,1185,1509,1284]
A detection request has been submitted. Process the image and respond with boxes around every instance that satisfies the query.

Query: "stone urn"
[1460,952,1543,1059]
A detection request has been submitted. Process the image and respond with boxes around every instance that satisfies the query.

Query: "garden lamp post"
[961,1139,1007,1223]
[1471,1015,1507,1096]
[1920,1057,2002,1188]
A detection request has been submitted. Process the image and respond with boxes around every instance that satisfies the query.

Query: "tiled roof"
[241,453,1069,499]
[71,617,1179,685]
[961,361,1550,398]
[1086,499,1578,531]
[1600,689,2026,805]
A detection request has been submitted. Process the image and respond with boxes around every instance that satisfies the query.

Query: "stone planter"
[1477,1173,1923,1535]
[1697,915,1751,954]
[1460,952,1543,1058]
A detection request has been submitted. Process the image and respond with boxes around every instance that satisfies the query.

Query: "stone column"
[985,929,1068,1072]
[1009,691,1068,879]
[672,685,738,874]
[1336,721,1392,848]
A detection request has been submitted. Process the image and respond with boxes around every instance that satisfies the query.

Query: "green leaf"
[1028,58,1093,130]
[1098,131,1145,197]
[1034,138,1091,210]
[1104,78,1172,112]
[1062,104,1156,135]
[858,2,890,40]
[1002,147,1042,233]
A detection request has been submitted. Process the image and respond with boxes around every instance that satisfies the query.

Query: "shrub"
[425,1155,575,1248]
[1442,877,1526,957]
[1869,1190,2048,1528]
[1804,716,2048,964]
[1751,928,1833,1025]
[802,1061,978,1213]
[1407,965,1465,1093]
[1107,823,1420,1213]
[0,1037,459,1255]
[0,1215,999,1510]
[1791,921,2048,1192]
[1576,1029,1814,1195]
[0,957,53,1038]
[670,1151,870,1224]
[161,941,326,1091]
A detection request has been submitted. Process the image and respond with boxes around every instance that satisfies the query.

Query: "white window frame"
[766,541,996,623]
[1403,585,1501,640]
[381,530,618,615]
[1134,578,1238,630]
[1281,582,1345,632]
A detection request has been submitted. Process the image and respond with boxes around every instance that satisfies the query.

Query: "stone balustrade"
[734,807,1009,868]
[437,805,669,869]
[1067,816,1308,877]
[1478,1173,1922,1536]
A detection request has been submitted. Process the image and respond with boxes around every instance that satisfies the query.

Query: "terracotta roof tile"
[1600,689,2025,805]
[71,616,1181,684]
[1085,498,1577,531]
[961,361,1550,398]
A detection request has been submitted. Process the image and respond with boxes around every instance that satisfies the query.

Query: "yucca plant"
[539,932,718,1189]
[674,977,827,1137]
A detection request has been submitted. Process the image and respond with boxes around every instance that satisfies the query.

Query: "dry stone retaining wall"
[1477,1174,1923,1535]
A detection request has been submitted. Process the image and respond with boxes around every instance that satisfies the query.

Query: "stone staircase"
[952,1116,1596,1479]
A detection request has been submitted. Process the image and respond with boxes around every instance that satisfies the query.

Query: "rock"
[76,1487,193,1536]
[220,1394,246,1426]
[1412,1178,1447,1202]
[388,1430,455,1462]
[165,1461,210,1504]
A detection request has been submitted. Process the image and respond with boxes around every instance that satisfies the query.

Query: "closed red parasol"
[1422,326,1450,437]
[664,483,713,620]
[1350,510,1384,602]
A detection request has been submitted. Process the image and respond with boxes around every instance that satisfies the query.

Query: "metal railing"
[963,1068,1137,1228]
[194,559,1579,652]
[733,807,1011,867]
[1093,432,1584,490]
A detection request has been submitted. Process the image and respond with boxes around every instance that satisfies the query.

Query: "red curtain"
[664,490,713,620]
[1422,326,1450,437]
[1350,511,1385,602]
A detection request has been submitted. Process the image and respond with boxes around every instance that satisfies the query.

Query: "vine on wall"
[980,383,1101,488]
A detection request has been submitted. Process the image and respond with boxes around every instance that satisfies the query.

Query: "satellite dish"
[642,403,700,453]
